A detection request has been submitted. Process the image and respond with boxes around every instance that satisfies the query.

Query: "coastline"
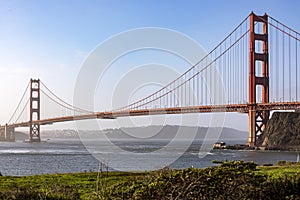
[213,141,300,152]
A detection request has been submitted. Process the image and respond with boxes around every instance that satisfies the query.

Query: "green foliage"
[258,162,300,179]
[0,161,300,199]
[0,185,80,200]
[260,176,300,200]
[108,161,300,200]
[277,160,300,166]
[109,161,265,199]
[0,171,145,200]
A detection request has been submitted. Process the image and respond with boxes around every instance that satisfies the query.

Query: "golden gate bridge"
[1,12,300,147]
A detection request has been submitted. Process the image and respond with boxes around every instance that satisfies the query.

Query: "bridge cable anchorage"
[114,14,251,112]
[8,81,30,124]
[40,81,94,114]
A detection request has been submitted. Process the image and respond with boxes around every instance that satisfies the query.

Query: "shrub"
[108,161,300,200]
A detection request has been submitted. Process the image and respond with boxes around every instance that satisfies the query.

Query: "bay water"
[0,139,299,176]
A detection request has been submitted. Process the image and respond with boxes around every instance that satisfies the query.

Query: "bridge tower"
[248,12,269,146]
[29,79,41,142]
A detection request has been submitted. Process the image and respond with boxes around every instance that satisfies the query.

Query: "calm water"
[0,139,299,176]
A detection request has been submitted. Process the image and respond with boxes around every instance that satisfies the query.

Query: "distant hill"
[104,125,247,141]
[42,129,80,139]
[16,125,248,142]
[38,126,247,142]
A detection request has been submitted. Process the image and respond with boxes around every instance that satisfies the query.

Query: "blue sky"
[0,0,299,130]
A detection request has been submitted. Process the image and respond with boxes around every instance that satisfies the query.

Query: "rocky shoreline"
[213,142,251,150]
[214,112,300,151]
[257,112,300,150]
[213,142,300,151]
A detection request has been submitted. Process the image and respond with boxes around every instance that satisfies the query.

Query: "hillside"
[257,112,300,150]
[105,125,247,141]
[37,126,247,142]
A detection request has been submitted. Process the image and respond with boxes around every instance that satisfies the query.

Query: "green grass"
[0,171,148,199]
[0,162,300,199]
[259,165,300,178]
[258,163,300,178]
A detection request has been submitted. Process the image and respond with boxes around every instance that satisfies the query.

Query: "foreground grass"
[258,162,300,178]
[0,161,300,199]
[0,171,147,199]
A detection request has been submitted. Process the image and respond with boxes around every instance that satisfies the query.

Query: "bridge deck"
[2,102,299,128]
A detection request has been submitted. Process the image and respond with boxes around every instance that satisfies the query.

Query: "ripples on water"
[0,139,299,176]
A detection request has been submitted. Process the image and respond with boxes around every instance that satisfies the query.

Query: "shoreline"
[213,142,300,152]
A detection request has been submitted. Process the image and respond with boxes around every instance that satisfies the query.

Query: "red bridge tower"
[248,12,269,146]
[29,79,41,142]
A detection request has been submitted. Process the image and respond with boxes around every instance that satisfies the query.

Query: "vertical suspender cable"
[276,22,279,100]
[229,36,232,103]
[289,30,291,101]
[282,27,285,101]
[233,31,236,103]
[197,65,199,104]
[269,21,274,99]
[224,41,227,103]
[296,34,298,101]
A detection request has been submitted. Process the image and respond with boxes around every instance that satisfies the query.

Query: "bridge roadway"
[2,102,299,129]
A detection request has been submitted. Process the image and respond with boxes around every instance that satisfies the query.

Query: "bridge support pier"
[0,127,5,141]
[248,109,256,147]
[29,79,41,142]
[0,125,15,142]
[248,12,270,147]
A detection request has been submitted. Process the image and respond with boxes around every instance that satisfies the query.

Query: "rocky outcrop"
[257,112,300,150]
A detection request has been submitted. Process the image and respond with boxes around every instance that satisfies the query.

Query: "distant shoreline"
[213,141,300,152]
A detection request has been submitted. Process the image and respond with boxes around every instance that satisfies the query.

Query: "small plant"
[92,162,110,200]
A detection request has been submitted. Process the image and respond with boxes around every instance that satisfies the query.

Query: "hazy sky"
[0,0,299,131]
